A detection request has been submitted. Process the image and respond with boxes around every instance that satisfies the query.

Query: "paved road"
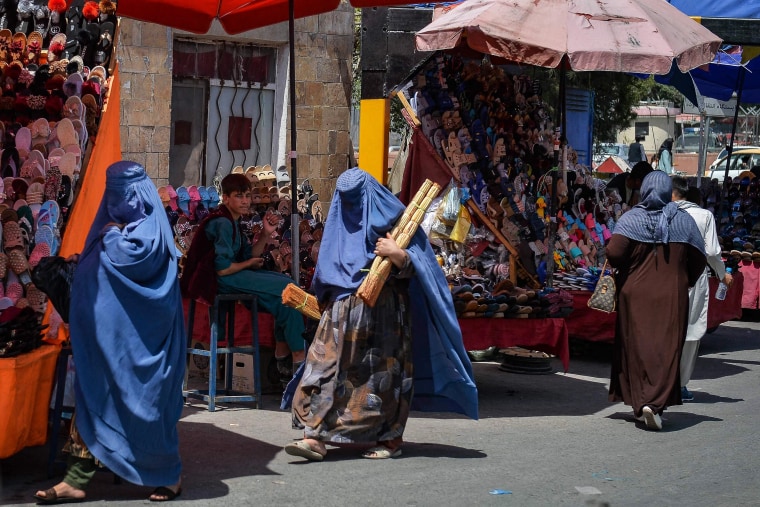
[2,318,759,506]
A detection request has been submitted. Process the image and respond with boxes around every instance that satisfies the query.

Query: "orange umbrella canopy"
[117,0,441,34]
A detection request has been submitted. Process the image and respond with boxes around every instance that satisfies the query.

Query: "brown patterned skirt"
[292,280,413,444]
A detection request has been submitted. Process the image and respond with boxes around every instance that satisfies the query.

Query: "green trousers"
[62,455,97,491]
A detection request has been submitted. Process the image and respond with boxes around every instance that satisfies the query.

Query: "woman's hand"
[375,233,408,269]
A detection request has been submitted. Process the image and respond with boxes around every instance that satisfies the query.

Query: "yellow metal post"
[358,98,390,185]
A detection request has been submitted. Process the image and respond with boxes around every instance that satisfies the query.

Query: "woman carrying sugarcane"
[283,167,478,461]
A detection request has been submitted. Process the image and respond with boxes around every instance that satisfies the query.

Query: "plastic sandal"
[157,186,170,208]
[206,186,220,209]
[245,166,259,187]
[10,31,25,62]
[7,248,29,275]
[94,21,113,67]
[176,186,190,215]
[34,224,57,255]
[0,252,7,280]
[25,31,42,65]
[3,221,23,251]
[197,186,210,210]
[165,185,179,211]
[187,185,202,220]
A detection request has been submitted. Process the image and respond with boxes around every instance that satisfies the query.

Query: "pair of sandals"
[33,485,181,504]
[284,440,401,461]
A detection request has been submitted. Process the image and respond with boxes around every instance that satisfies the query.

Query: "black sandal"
[33,487,85,504]
[149,486,182,502]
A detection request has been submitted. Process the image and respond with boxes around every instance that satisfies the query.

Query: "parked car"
[707,145,760,173]
[673,132,722,153]
[592,143,629,169]
[707,148,760,180]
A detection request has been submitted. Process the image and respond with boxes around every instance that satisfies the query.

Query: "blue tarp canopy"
[644,47,760,106]
[666,1,760,19]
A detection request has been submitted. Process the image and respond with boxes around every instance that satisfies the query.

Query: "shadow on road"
[285,441,487,463]
[607,410,724,432]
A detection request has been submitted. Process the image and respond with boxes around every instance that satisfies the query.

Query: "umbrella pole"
[724,66,746,181]
[288,0,300,283]
[546,64,567,288]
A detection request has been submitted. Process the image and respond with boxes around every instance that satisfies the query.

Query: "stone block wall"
[114,6,354,194]
[115,19,173,184]
[292,4,354,203]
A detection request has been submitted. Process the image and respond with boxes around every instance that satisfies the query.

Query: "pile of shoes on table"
[450,280,573,319]
[703,174,760,309]
[709,176,760,262]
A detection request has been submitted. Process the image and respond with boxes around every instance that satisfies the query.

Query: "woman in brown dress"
[606,171,706,431]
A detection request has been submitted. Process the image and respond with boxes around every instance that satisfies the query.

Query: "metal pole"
[289,0,300,283]
[696,112,707,187]
[724,66,746,181]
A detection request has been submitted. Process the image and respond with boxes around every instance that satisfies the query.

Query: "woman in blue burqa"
[35,161,185,503]
[606,171,705,431]
[283,168,478,461]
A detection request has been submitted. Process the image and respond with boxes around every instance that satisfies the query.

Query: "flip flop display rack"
[710,175,760,310]
[0,0,116,354]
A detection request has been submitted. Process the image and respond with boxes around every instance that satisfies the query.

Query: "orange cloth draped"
[43,64,123,345]
[0,344,59,458]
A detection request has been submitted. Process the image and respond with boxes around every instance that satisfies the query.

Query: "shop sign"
[683,97,737,117]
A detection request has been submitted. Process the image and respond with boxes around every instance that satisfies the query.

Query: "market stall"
[371,0,743,365]
[0,2,122,457]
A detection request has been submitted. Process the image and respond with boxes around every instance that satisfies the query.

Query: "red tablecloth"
[707,273,744,329]
[184,299,569,370]
[458,318,569,371]
[184,298,275,348]
[565,272,744,343]
[565,291,617,343]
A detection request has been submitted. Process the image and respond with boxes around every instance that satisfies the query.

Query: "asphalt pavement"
[2,316,759,507]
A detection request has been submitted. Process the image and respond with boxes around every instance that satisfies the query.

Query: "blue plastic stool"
[183,294,262,411]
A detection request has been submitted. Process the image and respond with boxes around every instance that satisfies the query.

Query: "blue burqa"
[310,167,478,420]
[70,161,185,486]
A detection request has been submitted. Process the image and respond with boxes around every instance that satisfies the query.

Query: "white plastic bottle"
[715,267,732,301]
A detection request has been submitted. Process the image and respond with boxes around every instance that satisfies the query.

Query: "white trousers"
[681,270,709,386]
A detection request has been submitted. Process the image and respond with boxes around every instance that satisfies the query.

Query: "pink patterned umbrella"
[416,0,721,74]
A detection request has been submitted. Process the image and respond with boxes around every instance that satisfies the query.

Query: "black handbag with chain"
[587,260,616,313]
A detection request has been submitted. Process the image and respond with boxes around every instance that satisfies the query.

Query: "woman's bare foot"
[302,438,325,455]
[284,438,327,461]
[34,481,86,502]
[149,481,182,502]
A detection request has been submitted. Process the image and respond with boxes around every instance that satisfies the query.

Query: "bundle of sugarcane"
[281,283,321,320]
[356,179,441,307]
